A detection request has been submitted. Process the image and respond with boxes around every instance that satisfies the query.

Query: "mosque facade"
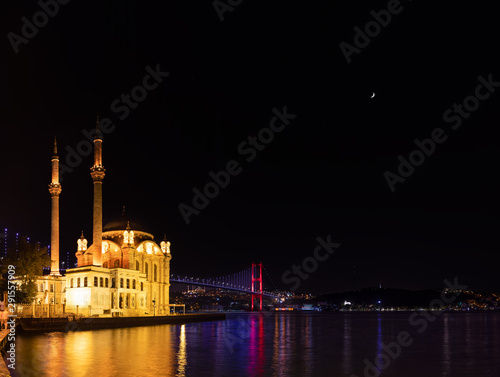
[34,120,172,317]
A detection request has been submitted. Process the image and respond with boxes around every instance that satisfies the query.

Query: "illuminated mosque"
[34,120,173,317]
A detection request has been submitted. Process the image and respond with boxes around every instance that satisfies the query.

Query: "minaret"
[90,116,105,266]
[48,137,62,275]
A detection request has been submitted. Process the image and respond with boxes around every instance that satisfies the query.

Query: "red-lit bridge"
[170,263,279,310]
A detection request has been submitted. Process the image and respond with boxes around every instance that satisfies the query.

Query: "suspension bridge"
[170,263,280,310]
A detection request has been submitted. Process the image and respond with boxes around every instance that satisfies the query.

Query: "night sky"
[1,1,498,293]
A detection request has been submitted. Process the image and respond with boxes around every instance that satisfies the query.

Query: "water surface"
[9,312,500,376]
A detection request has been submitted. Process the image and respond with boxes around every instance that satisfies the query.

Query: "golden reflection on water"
[177,325,187,377]
[36,332,66,377]
[26,326,178,377]
[64,331,93,377]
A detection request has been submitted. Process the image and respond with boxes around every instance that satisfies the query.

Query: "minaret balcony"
[48,183,62,196]
[90,166,106,181]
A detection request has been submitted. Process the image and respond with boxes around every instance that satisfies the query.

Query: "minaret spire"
[90,115,105,266]
[49,136,62,275]
[53,136,58,156]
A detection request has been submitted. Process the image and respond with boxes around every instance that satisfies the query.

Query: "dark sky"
[1,1,498,293]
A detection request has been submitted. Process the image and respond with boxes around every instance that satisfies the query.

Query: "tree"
[1,236,51,304]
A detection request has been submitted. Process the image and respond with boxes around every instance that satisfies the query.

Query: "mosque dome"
[102,207,155,245]
[103,207,147,232]
[103,217,146,232]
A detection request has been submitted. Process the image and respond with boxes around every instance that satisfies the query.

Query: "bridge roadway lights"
[172,263,282,305]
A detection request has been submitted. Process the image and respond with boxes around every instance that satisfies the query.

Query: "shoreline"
[18,313,226,332]
[226,309,500,314]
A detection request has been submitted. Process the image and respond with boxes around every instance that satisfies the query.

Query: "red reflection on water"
[247,314,265,377]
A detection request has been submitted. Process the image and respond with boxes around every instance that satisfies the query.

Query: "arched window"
[141,282,143,291]
[70,279,73,288]
[103,261,108,268]
[132,280,136,290]
[77,278,81,287]
[50,284,54,293]
[136,261,140,270]
[94,277,98,287]
[154,264,157,282]
[114,259,120,268]
[127,279,130,289]
[120,278,124,288]
[100,277,104,287]
[84,277,88,287]
[105,278,109,288]
[111,278,115,288]
[145,263,149,279]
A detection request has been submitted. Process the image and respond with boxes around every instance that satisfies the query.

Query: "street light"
[153,299,156,317]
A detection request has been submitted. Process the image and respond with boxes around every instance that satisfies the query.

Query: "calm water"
[8,312,500,377]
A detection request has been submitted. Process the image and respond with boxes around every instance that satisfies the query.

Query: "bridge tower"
[251,263,263,311]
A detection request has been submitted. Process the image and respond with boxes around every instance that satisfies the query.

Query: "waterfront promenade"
[20,312,225,332]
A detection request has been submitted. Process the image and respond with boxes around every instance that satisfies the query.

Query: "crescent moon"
[370,92,375,99]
